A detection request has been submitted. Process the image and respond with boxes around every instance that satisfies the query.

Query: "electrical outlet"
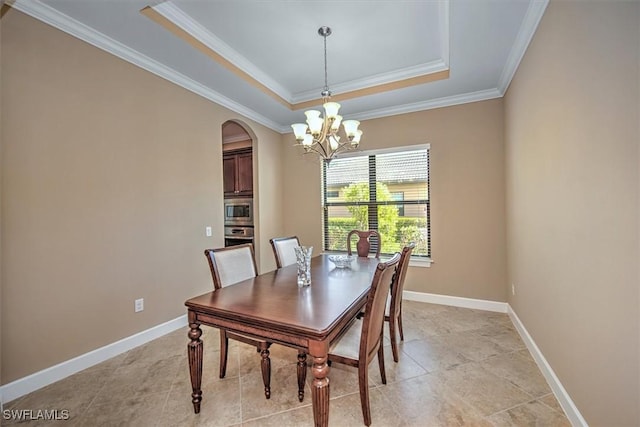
[135,298,144,312]
[511,283,516,296]
[205,226,212,237]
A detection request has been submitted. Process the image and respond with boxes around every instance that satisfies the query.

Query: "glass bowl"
[328,254,355,269]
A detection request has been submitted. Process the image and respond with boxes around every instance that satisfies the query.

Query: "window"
[322,146,430,258]
[390,192,405,216]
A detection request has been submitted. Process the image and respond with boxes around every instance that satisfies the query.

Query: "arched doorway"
[222,120,254,248]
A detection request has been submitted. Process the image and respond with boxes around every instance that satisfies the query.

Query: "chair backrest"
[389,243,415,318]
[347,230,381,258]
[359,252,401,362]
[269,236,301,268]
[204,243,257,289]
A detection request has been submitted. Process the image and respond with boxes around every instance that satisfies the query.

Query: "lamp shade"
[330,115,342,131]
[342,120,361,138]
[323,102,341,119]
[291,123,308,140]
[302,134,314,146]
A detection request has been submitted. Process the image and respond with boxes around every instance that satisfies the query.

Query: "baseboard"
[507,305,587,426]
[0,314,188,404]
[403,290,508,313]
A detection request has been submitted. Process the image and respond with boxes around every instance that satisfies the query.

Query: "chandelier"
[291,26,362,163]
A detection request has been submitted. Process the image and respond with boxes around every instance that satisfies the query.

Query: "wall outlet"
[134,298,144,312]
[205,226,212,237]
[511,283,516,296]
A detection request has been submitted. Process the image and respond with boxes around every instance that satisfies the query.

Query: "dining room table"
[184,253,381,427]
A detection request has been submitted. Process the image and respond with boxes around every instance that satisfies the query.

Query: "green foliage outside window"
[326,182,428,256]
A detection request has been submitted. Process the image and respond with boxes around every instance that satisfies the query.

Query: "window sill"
[409,257,433,268]
[323,251,432,267]
[375,254,433,268]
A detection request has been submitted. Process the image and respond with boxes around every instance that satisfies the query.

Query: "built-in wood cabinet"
[223,148,253,197]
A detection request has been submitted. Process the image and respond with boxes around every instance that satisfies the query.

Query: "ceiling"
[10,0,548,134]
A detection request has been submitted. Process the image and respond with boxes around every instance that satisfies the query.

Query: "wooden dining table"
[184,253,381,427]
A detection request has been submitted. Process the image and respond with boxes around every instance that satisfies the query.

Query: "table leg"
[309,340,330,427]
[297,351,307,402]
[187,312,203,414]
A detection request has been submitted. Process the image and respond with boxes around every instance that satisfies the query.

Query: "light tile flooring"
[3,301,571,426]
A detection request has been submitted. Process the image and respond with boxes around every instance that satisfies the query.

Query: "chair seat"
[329,319,362,360]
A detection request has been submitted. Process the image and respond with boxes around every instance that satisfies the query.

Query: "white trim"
[347,88,503,124]
[497,0,549,94]
[154,1,451,105]
[12,0,524,136]
[153,1,293,101]
[0,315,188,403]
[508,305,588,427]
[293,60,449,104]
[403,291,508,313]
[10,0,282,133]
[408,257,432,268]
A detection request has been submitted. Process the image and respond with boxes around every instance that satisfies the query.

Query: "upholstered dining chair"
[386,242,415,362]
[347,230,381,258]
[204,243,274,399]
[328,252,401,426]
[268,235,309,402]
[269,236,301,268]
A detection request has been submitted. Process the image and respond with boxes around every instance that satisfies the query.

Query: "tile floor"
[3,301,571,426]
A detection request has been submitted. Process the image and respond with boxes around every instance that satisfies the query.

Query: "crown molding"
[350,88,503,123]
[293,0,450,103]
[497,0,549,94]
[10,0,282,132]
[153,1,293,101]
[150,0,451,106]
[276,87,502,133]
[12,0,537,136]
[292,60,449,104]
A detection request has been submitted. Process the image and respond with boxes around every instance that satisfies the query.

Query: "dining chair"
[328,252,401,426]
[204,243,274,399]
[347,230,381,258]
[386,242,415,362]
[268,235,309,402]
[269,236,301,268]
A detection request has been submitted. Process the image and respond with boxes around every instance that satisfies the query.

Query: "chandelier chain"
[323,31,329,95]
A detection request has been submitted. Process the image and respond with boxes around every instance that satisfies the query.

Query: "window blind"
[322,148,430,257]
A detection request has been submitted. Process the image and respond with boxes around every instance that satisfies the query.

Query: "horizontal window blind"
[323,148,430,257]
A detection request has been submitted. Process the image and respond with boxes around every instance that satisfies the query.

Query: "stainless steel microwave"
[224,198,253,226]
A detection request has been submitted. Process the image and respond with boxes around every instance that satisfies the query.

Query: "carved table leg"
[260,347,271,399]
[187,313,203,414]
[309,341,330,427]
[297,351,307,402]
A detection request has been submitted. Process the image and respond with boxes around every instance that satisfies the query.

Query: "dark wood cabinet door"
[223,155,237,196]
[236,152,253,195]
[222,149,253,196]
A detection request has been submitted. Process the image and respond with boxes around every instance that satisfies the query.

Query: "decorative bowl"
[328,254,355,269]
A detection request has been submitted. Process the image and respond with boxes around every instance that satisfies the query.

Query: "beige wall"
[505,2,639,426]
[0,11,283,383]
[282,99,507,302]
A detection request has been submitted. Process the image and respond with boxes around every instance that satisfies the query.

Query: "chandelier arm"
[299,143,328,159]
